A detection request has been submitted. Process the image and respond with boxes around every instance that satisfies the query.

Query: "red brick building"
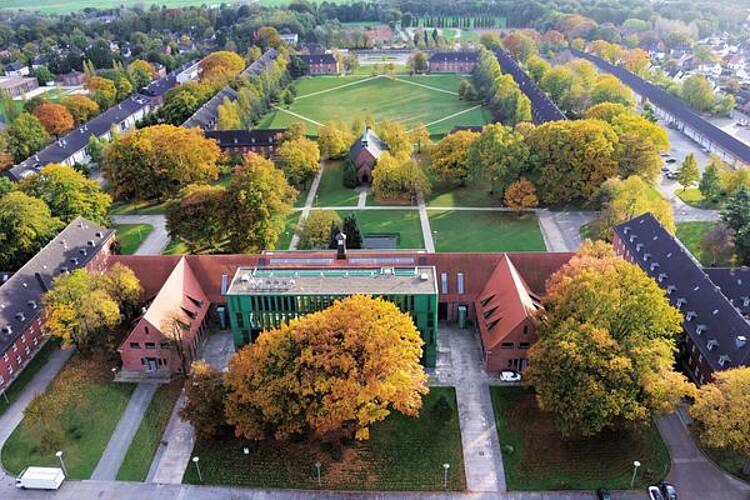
[110,249,572,376]
[429,52,479,73]
[0,218,115,392]
[204,129,287,158]
[291,54,339,75]
[349,126,388,184]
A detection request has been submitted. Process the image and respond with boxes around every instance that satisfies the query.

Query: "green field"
[676,222,732,266]
[334,210,424,249]
[1,0,353,14]
[0,340,60,418]
[491,386,670,491]
[114,224,153,255]
[183,387,465,491]
[429,210,546,252]
[315,161,359,207]
[259,75,491,136]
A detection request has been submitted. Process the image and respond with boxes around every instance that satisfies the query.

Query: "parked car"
[659,482,678,500]
[664,171,678,180]
[648,485,666,500]
[665,158,677,164]
[660,152,671,158]
[596,488,612,500]
[498,370,521,382]
[661,166,671,172]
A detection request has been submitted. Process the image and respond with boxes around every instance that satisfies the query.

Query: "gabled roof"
[291,53,336,65]
[349,127,388,162]
[0,218,113,354]
[614,213,750,371]
[205,129,286,148]
[475,255,542,351]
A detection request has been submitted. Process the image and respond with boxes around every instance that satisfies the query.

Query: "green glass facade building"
[224,267,439,366]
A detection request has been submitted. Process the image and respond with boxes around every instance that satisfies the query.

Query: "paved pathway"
[657,180,721,223]
[418,197,436,252]
[91,382,160,480]
[537,210,595,252]
[357,189,367,208]
[0,345,72,474]
[289,165,324,250]
[657,410,750,500]
[111,214,169,255]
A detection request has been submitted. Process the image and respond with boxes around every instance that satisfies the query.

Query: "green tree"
[699,161,722,202]
[216,97,241,130]
[682,75,715,112]
[525,55,550,83]
[591,74,635,107]
[721,188,750,264]
[5,112,49,163]
[342,214,364,249]
[540,66,575,103]
[299,210,341,249]
[165,184,228,253]
[408,51,429,74]
[526,241,692,437]
[19,163,111,224]
[226,153,297,253]
[429,130,479,186]
[467,123,530,197]
[0,90,20,124]
[275,137,321,188]
[0,191,63,270]
[677,153,700,191]
[33,66,54,86]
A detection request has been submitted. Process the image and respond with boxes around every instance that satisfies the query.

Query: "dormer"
[676,297,687,308]
[707,338,718,351]
[695,324,707,335]
[667,285,677,295]
[650,262,660,272]
[718,354,731,367]
[635,243,644,252]
[15,312,25,322]
[737,336,747,349]
[643,253,652,261]
[686,311,697,321]
[629,235,637,243]
[27,300,37,310]
[657,273,668,283]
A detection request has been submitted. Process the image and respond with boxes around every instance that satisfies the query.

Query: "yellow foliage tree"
[224,295,429,441]
[503,177,538,213]
[317,121,354,159]
[429,130,479,186]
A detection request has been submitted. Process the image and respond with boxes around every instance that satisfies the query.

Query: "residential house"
[204,129,286,157]
[4,62,29,77]
[290,54,338,75]
[429,51,479,73]
[280,33,299,47]
[0,218,115,392]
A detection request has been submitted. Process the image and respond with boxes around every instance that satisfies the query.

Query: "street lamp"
[192,456,202,482]
[442,463,450,491]
[630,460,641,488]
[55,450,68,477]
[314,461,321,487]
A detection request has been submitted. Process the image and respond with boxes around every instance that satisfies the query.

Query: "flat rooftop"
[226,267,438,296]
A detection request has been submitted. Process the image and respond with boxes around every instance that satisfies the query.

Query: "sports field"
[258,74,492,136]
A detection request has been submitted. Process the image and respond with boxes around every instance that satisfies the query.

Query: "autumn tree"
[682,74,715,113]
[409,123,431,154]
[19,163,111,224]
[376,120,412,156]
[591,75,635,107]
[468,123,530,197]
[255,26,283,51]
[224,295,428,441]
[62,95,100,124]
[226,153,297,253]
[299,210,341,249]
[5,112,50,162]
[199,51,245,85]
[527,119,619,205]
[503,32,538,62]
[526,241,693,437]
[95,262,143,318]
[594,175,675,241]
[276,137,321,188]
[429,130,479,186]
[0,191,63,270]
[43,269,121,352]
[504,178,538,213]
[216,97,241,130]
[677,153,700,191]
[408,51,429,74]
[32,103,74,138]
[371,152,431,202]
[181,360,228,439]
[128,59,156,89]
[622,48,650,76]
[165,184,228,253]
[690,367,750,475]
[102,125,220,201]
[540,66,575,103]
[525,55,550,83]
[699,223,735,266]
[317,121,354,159]
[86,76,117,109]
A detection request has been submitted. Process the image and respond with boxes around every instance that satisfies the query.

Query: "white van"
[15,466,65,490]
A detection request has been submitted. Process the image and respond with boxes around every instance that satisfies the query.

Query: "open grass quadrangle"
[258,74,492,136]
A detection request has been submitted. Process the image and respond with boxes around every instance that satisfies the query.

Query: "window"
[457,273,465,295]
[144,325,150,335]
[12,344,17,353]
[500,342,514,350]
[16,356,21,364]
[24,346,30,355]
[160,342,171,349]
[2,353,7,362]
[519,342,530,350]
[145,342,156,349]
[0,375,4,385]
[523,325,529,335]
[440,273,448,294]
[7,365,13,375]
[129,342,141,349]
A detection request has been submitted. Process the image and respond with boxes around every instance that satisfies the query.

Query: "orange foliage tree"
[504,177,538,213]
[62,95,100,124]
[224,295,429,441]
[32,103,74,137]
[199,51,245,85]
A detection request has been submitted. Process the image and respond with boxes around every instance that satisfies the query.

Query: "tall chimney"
[336,232,347,260]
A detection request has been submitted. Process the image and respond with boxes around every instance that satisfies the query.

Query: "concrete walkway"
[111,214,169,255]
[418,197,436,252]
[289,164,324,250]
[0,345,72,475]
[441,324,506,493]
[537,210,594,252]
[657,410,750,500]
[91,382,160,480]
[657,180,721,223]
[147,392,194,484]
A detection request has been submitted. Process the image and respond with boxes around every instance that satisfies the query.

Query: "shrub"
[343,158,358,188]
[431,395,454,424]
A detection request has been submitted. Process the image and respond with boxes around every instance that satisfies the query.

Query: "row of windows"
[440,272,465,295]
[500,342,530,350]
[130,341,171,350]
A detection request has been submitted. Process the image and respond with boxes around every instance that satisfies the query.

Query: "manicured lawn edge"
[116,379,183,481]
[689,426,750,484]
[0,339,60,418]
[114,224,154,255]
[429,210,545,252]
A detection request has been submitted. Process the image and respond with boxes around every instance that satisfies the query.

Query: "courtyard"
[257,74,492,136]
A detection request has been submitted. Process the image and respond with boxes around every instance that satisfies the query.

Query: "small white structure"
[16,467,65,490]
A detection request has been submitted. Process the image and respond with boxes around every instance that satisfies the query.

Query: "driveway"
[537,210,595,252]
[111,214,169,255]
[657,411,750,500]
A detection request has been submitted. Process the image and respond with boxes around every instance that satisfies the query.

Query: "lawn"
[0,339,60,418]
[116,380,183,481]
[258,75,491,136]
[2,353,136,479]
[114,224,153,255]
[426,181,499,208]
[315,161,359,207]
[676,222,732,266]
[428,210,545,252]
[491,386,671,491]
[162,239,189,255]
[183,387,465,491]
[109,199,167,216]
[276,212,301,250]
[336,209,424,249]
[676,187,725,209]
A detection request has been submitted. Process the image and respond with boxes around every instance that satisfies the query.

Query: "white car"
[648,486,665,500]
[499,370,521,383]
